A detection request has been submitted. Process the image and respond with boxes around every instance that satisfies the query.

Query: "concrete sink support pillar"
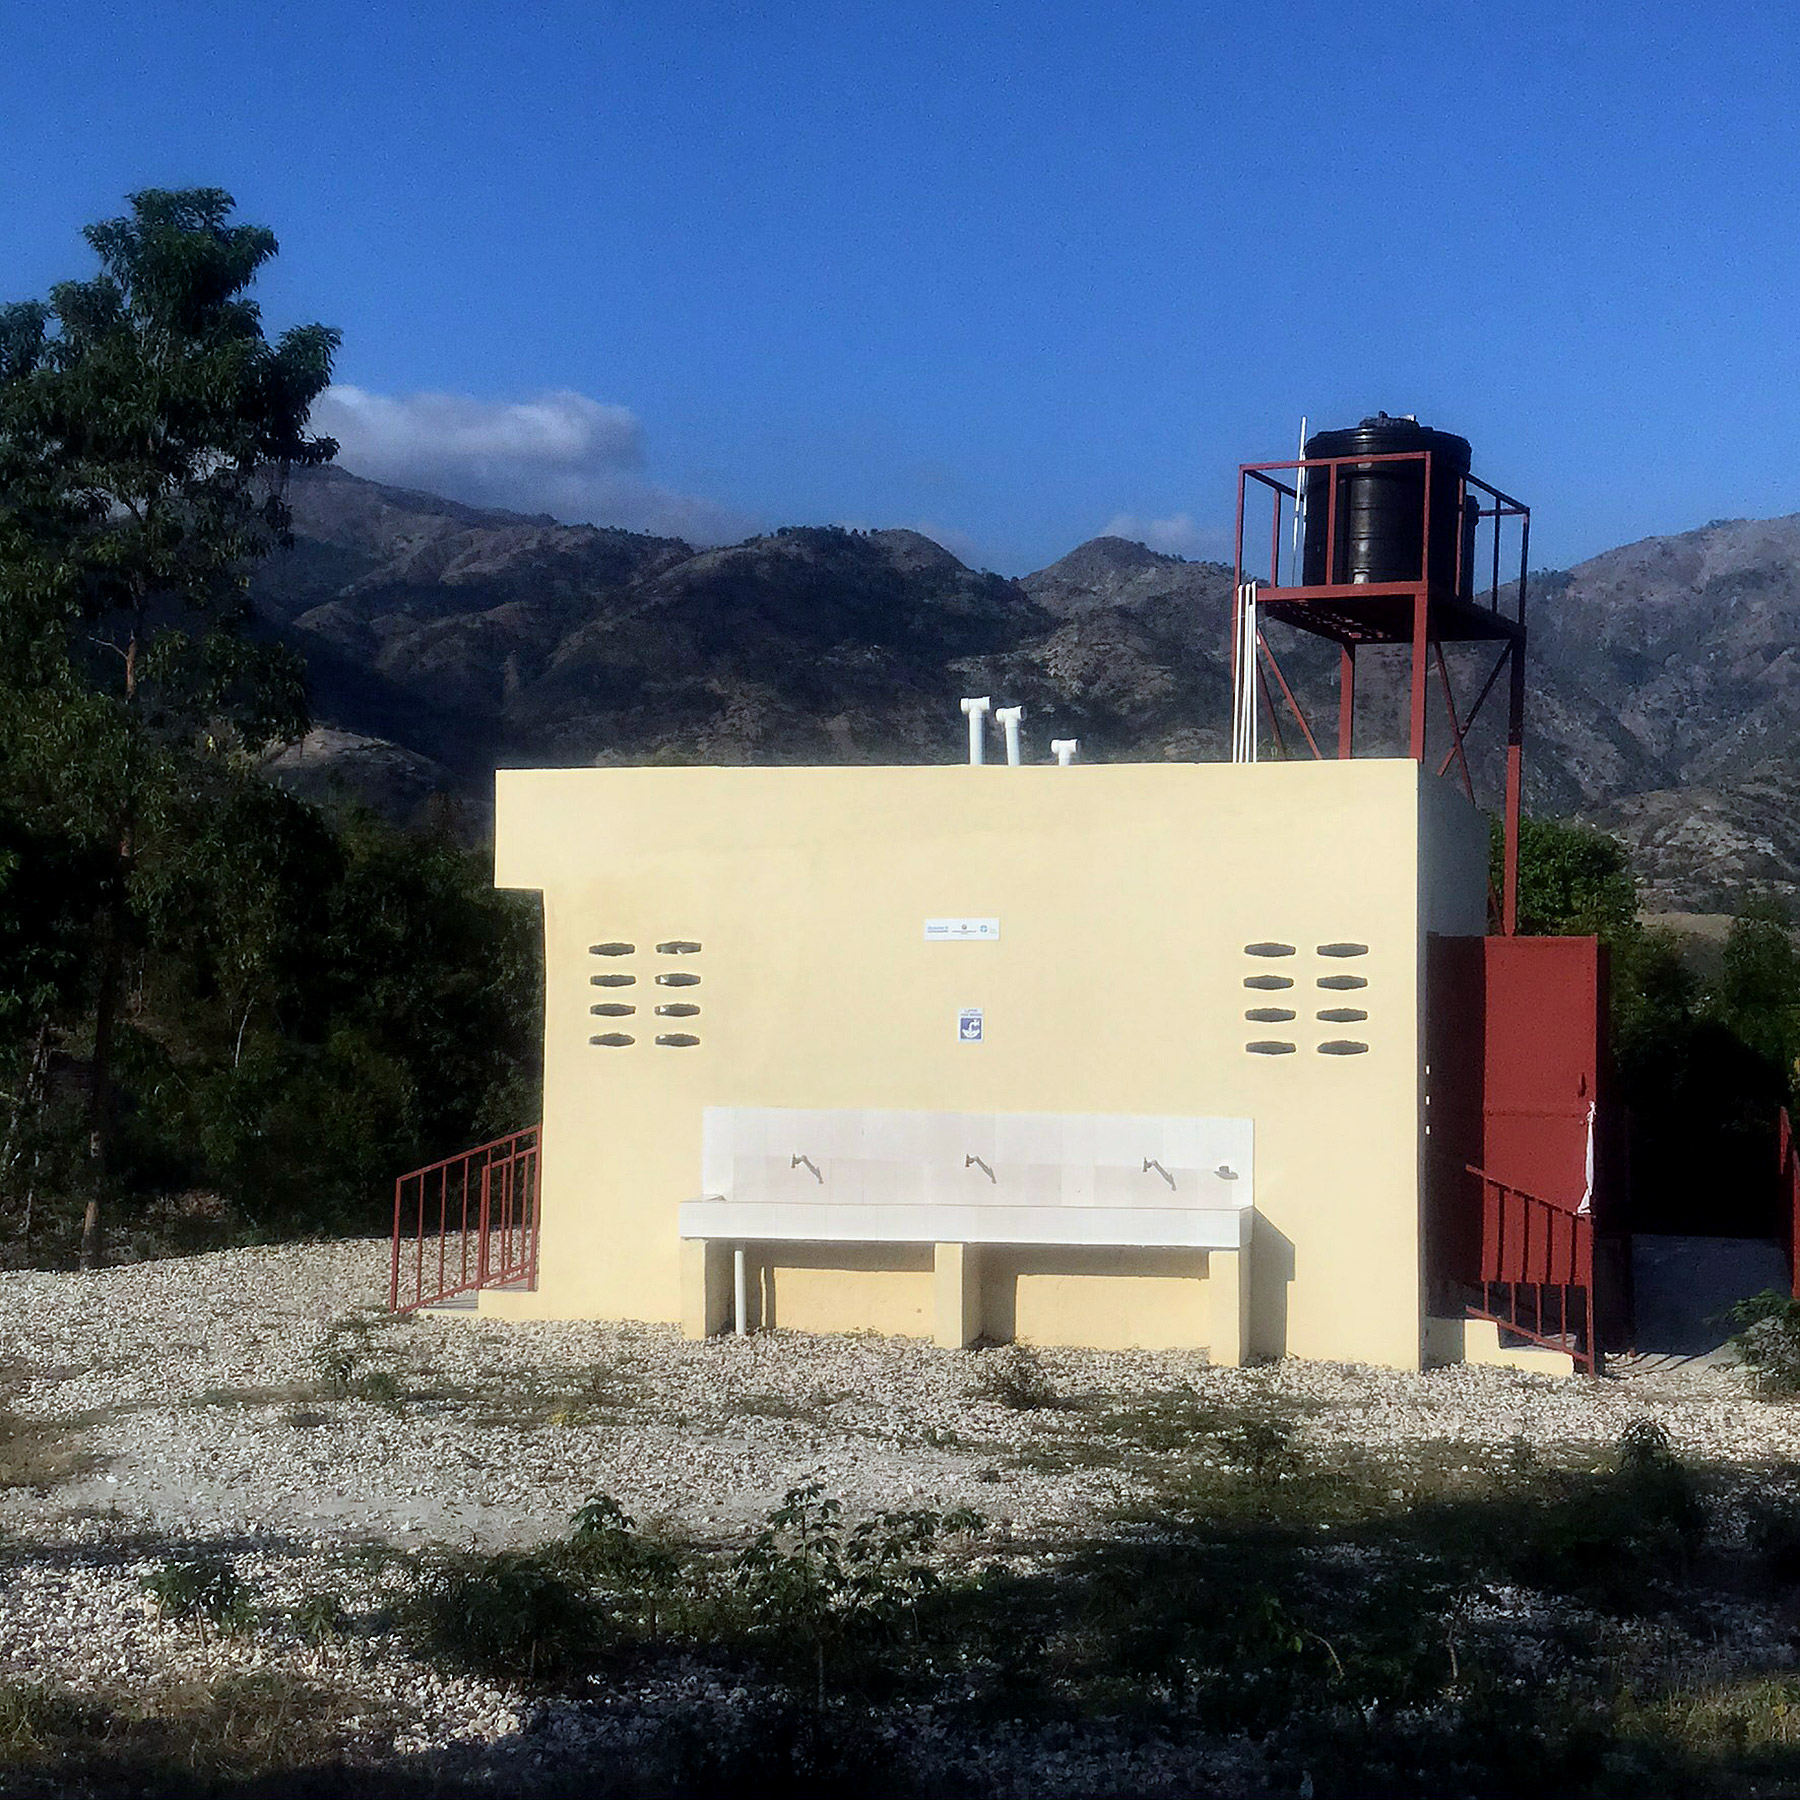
[933,1242,984,1347]
[1201,1240,1252,1368]
[680,1239,734,1338]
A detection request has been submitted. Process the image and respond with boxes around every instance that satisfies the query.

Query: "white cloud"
[906,520,987,567]
[309,385,755,544]
[1099,511,1230,560]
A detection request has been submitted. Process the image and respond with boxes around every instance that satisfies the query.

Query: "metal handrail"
[1463,1161,1599,1375]
[390,1125,541,1312]
[1236,448,1531,623]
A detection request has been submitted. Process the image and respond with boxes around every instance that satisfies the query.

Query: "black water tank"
[1300,414,1474,593]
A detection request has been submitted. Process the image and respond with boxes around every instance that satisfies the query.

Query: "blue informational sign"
[958,1008,984,1043]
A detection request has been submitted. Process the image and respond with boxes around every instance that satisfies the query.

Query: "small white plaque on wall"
[924,917,1000,942]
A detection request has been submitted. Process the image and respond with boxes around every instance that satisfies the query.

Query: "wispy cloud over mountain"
[309,386,755,544]
[1099,511,1229,560]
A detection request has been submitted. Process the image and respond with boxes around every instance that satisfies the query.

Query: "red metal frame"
[1465,1162,1599,1374]
[390,1126,541,1312]
[1232,447,1532,933]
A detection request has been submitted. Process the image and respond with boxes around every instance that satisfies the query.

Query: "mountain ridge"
[254,466,1800,905]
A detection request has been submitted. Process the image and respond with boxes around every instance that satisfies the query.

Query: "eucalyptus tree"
[0,188,338,1263]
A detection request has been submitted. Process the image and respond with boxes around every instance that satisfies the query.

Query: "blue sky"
[5,0,1798,572]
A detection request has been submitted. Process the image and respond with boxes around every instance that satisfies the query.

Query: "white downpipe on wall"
[995,705,1024,766]
[959,696,992,765]
[1050,739,1078,766]
[733,1245,748,1336]
[1231,583,1260,764]
[1290,414,1308,585]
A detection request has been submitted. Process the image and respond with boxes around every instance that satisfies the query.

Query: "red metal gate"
[390,1126,540,1312]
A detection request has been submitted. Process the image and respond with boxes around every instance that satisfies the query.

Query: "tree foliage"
[1499,814,1799,1234]
[1497,813,1639,946]
[0,192,540,1262]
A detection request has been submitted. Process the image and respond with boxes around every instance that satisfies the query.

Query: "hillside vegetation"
[8,189,1800,1266]
[261,470,1800,913]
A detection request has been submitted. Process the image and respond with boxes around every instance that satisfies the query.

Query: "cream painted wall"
[487,759,1487,1369]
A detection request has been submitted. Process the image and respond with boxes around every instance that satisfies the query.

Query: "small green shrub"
[1217,1413,1300,1482]
[1507,1418,1704,1606]
[401,1551,607,1680]
[289,1592,349,1647]
[142,1557,253,1646]
[312,1314,406,1403]
[731,1483,985,1700]
[569,1491,684,1626]
[1746,1498,1800,1583]
[1727,1289,1800,1395]
[969,1344,1055,1410]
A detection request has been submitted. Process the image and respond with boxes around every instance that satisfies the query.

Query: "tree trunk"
[78,872,126,1272]
[0,1016,52,1192]
[79,605,141,1273]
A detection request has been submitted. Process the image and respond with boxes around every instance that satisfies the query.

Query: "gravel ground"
[0,1239,1793,1791]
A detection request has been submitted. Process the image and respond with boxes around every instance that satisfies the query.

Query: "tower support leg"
[1409,590,1430,760]
[1503,641,1525,936]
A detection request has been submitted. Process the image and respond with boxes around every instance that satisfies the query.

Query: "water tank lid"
[1305,413,1471,468]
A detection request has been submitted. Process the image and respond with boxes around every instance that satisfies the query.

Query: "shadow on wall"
[982,1244,1256,1354]
[745,1235,1294,1357]
[753,1243,933,1332]
[1251,1218,1293,1361]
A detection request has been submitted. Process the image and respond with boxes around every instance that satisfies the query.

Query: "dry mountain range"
[256,466,1800,912]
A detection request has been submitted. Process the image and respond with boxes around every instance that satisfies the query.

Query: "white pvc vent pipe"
[1050,739,1078,766]
[1231,583,1259,764]
[995,704,1024,766]
[959,695,992,765]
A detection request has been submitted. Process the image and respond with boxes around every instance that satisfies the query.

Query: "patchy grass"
[0,1401,91,1490]
[966,1343,1059,1410]
[720,1387,843,1424]
[361,1422,1800,1794]
[10,1420,1800,1796]
[0,1671,381,1798]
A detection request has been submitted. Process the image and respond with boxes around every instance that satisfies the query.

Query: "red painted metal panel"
[1483,935,1602,1211]
[1425,934,1607,1372]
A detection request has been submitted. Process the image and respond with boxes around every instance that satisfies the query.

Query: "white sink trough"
[678,1106,1254,1250]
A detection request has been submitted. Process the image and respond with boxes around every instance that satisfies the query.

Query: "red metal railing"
[1781,1108,1800,1300]
[1234,449,1531,614]
[390,1126,540,1312]
[1465,1162,1599,1374]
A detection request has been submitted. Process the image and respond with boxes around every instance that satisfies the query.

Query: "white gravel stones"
[0,1238,1789,1781]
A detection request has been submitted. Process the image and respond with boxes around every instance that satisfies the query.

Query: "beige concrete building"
[474,755,1493,1371]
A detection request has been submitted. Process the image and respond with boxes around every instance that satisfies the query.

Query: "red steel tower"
[1231,414,1531,932]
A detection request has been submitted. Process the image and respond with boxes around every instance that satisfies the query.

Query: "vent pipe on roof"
[959,695,992,765]
[1051,739,1078,766]
[995,704,1024,766]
